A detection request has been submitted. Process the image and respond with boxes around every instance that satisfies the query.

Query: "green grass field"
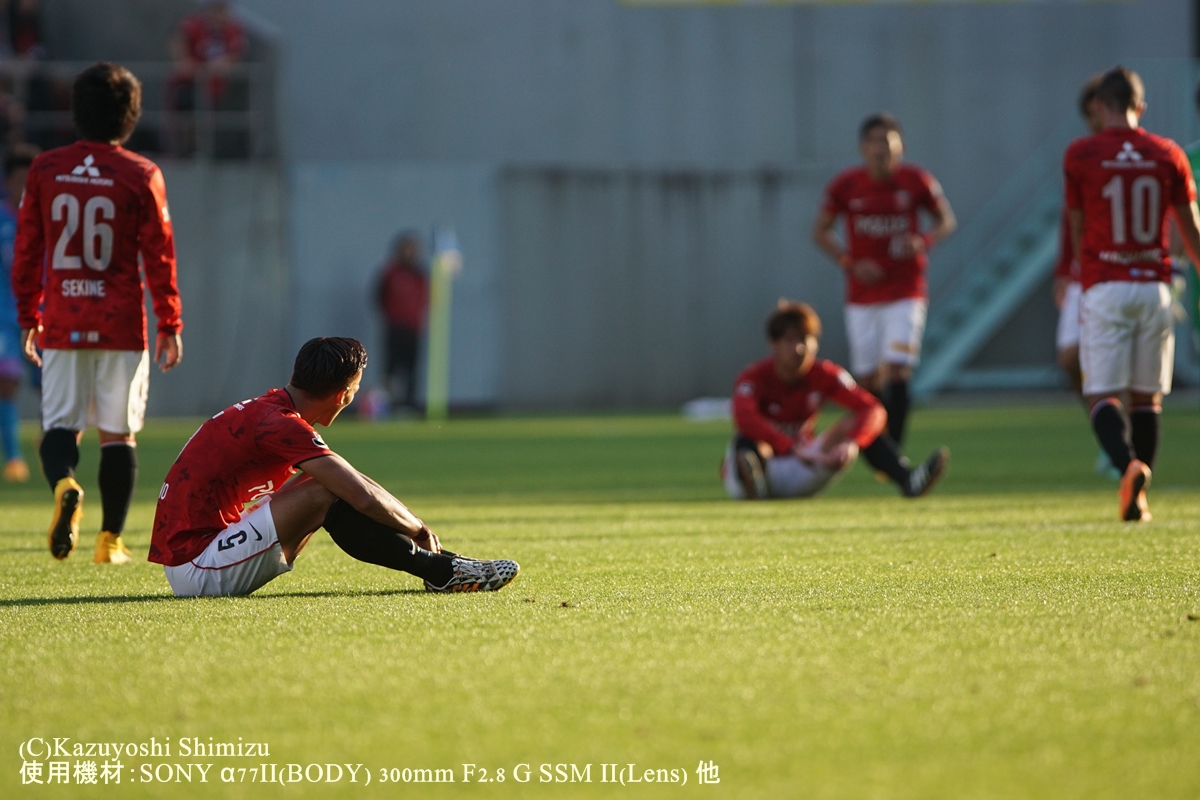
[2,404,1200,799]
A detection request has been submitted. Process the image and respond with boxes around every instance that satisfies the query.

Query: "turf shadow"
[0,593,177,607]
[0,588,427,607]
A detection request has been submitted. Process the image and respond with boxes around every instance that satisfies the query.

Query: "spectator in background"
[9,0,44,60]
[167,0,247,156]
[376,233,429,411]
[0,142,36,482]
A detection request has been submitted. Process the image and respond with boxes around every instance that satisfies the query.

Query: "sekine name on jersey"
[21,736,271,760]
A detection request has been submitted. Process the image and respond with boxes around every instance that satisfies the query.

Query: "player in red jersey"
[10,63,183,563]
[1064,66,1200,521]
[813,113,956,451]
[1055,76,1104,397]
[150,337,519,596]
[722,300,948,501]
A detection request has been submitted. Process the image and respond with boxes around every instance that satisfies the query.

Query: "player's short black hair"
[1094,66,1144,114]
[291,338,368,398]
[859,113,902,142]
[4,142,40,175]
[766,300,821,342]
[72,62,142,144]
[1078,74,1102,119]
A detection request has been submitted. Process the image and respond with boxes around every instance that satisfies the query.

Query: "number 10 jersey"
[1063,126,1196,291]
[11,140,182,350]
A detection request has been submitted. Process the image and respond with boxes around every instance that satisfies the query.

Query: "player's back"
[1065,127,1193,289]
[15,140,176,350]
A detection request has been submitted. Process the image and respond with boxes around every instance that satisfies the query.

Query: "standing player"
[813,113,956,450]
[1054,76,1104,397]
[11,63,184,561]
[723,300,948,501]
[0,144,39,483]
[1064,66,1200,521]
[150,337,519,597]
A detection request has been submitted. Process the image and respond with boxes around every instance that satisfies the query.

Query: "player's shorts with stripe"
[1080,280,1174,396]
[844,298,927,376]
[41,349,149,433]
[1056,281,1082,351]
[163,500,293,598]
[721,440,847,500]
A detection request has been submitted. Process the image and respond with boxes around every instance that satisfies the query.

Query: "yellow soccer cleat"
[93,531,133,564]
[3,457,29,483]
[48,477,84,560]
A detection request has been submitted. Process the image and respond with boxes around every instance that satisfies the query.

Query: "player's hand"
[850,259,885,285]
[20,327,41,367]
[155,333,182,372]
[1052,277,1069,310]
[823,440,859,470]
[411,523,441,554]
[792,440,825,465]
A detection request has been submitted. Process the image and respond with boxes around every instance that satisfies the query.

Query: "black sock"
[1091,400,1133,474]
[322,499,454,585]
[39,428,80,492]
[881,380,910,444]
[1129,406,1160,469]
[98,443,137,534]
[862,435,910,487]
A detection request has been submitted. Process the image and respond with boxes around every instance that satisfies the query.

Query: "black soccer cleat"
[903,447,949,498]
[735,449,769,500]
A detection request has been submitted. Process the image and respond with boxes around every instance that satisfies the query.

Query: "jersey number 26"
[51,192,114,271]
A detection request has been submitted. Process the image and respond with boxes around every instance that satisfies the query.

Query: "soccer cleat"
[1118,459,1152,522]
[734,449,769,500]
[47,477,84,560]
[425,557,520,593]
[903,447,949,498]
[3,457,29,483]
[93,531,133,564]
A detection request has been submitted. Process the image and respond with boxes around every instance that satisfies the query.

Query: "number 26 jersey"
[11,140,183,350]
[1063,127,1196,291]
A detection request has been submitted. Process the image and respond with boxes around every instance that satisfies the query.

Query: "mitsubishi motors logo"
[71,155,101,177]
[1115,142,1143,162]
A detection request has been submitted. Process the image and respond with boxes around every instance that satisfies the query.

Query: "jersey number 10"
[51,192,114,271]
[1100,175,1161,246]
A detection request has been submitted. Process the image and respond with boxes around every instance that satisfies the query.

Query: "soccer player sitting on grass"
[722,301,948,501]
[149,337,519,597]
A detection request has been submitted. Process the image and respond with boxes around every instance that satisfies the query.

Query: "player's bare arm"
[1171,201,1200,271]
[894,195,957,258]
[296,452,440,552]
[812,208,884,285]
[1068,208,1083,266]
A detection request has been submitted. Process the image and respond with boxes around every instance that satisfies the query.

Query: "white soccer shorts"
[41,349,149,434]
[1080,281,1174,397]
[844,298,928,377]
[1056,281,1082,351]
[721,441,847,500]
[163,500,293,598]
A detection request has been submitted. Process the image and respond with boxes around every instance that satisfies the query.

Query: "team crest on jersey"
[736,381,754,397]
[894,190,910,210]
[807,391,822,409]
[313,435,328,448]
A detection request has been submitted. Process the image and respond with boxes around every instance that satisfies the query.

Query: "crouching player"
[149,337,519,596]
[722,301,948,500]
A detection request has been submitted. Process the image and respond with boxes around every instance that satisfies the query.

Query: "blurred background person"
[166,0,247,156]
[0,141,35,482]
[375,232,429,412]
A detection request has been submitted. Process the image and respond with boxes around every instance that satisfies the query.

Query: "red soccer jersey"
[377,260,429,330]
[149,389,333,566]
[11,141,183,350]
[820,164,945,305]
[732,357,885,456]
[1053,207,1080,282]
[1064,127,1196,290]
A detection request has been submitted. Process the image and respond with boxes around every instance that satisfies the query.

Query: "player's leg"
[92,351,150,563]
[845,304,882,395]
[39,349,91,559]
[1056,281,1083,397]
[877,298,926,445]
[1127,283,1174,471]
[0,374,28,482]
[724,436,770,500]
